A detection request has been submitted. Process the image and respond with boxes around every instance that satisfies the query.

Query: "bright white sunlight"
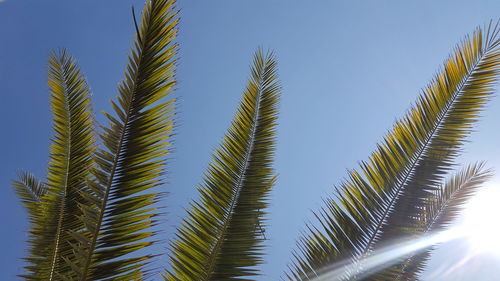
[463,184,500,255]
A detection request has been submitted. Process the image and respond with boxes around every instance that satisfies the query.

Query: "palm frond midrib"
[204,62,267,281]
[78,7,153,279]
[424,179,465,233]
[48,195,67,280]
[47,54,94,280]
[355,39,490,264]
[394,163,491,281]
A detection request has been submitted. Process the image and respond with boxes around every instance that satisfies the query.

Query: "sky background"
[1,0,500,280]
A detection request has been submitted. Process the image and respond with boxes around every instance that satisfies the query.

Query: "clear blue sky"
[1,0,500,280]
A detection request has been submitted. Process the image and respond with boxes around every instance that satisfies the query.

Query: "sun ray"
[462,183,500,255]
[309,229,462,281]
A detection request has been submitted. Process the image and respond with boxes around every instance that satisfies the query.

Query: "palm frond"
[391,163,492,281]
[18,50,96,280]
[164,49,280,281]
[68,0,178,280]
[13,171,47,216]
[285,22,500,281]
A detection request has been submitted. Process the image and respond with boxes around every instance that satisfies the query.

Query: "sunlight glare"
[463,184,500,254]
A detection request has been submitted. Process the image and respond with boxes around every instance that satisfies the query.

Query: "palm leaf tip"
[13,171,47,213]
[285,22,500,281]
[69,0,179,280]
[165,48,280,281]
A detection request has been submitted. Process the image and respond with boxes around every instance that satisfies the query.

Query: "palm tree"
[163,49,279,281]
[285,23,500,281]
[16,50,96,280]
[16,0,178,279]
[12,0,500,280]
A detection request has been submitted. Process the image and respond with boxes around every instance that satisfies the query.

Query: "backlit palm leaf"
[68,0,178,280]
[285,23,500,281]
[392,163,492,281]
[164,49,280,281]
[17,50,96,280]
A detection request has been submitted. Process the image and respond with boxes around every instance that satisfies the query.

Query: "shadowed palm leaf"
[15,50,96,280]
[392,163,492,281]
[164,49,280,281]
[285,23,500,281]
[64,0,179,280]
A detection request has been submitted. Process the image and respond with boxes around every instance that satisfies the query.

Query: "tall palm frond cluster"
[12,0,500,280]
[17,0,179,279]
[286,23,500,281]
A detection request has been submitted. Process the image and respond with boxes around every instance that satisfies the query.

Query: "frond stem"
[79,24,146,281]
[48,65,74,281]
[204,60,266,281]
[352,42,488,279]
[394,168,483,281]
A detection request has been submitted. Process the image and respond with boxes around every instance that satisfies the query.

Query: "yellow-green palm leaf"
[16,50,96,280]
[285,23,500,281]
[13,171,47,217]
[13,171,49,279]
[66,0,178,280]
[164,49,280,281]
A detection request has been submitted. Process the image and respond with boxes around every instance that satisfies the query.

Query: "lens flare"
[463,184,500,255]
[308,185,500,281]
[310,229,461,281]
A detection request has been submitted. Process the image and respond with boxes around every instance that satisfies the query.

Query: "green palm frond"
[285,23,500,281]
[164,49,280,281]
[17,50,96,280]
[65,0,178,280]
[391,163,492,281]
[13,171,47,216]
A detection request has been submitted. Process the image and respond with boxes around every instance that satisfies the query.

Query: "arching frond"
[67,0,178,280]
[17,50,96,280]
[285,23,500,281]
[164,49,280,281]
[392,163,492,281]
[13,171,47,216]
